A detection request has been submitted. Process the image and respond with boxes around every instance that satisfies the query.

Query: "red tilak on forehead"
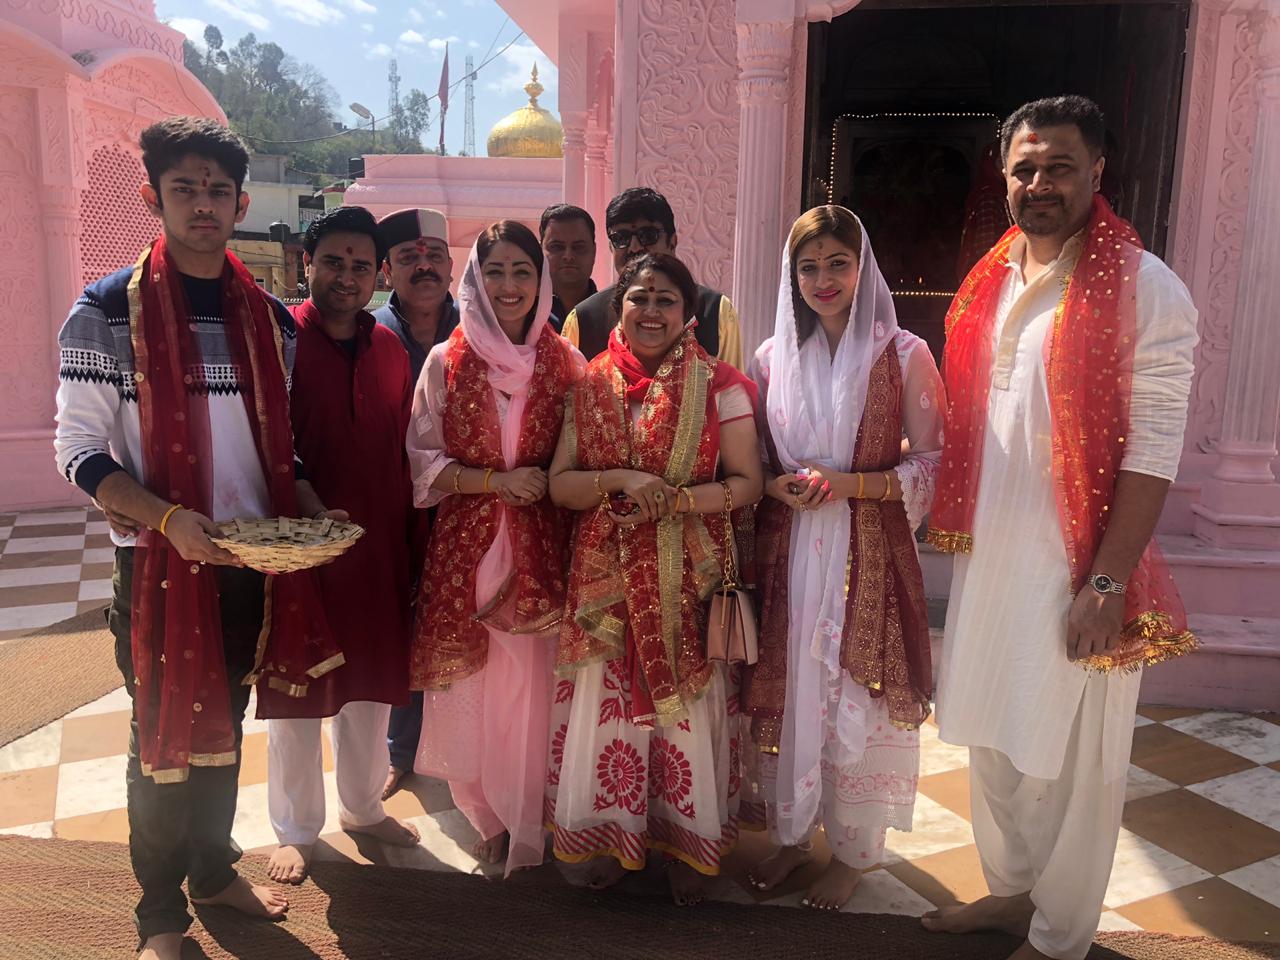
[1027,132,1041,143]
[346,246,354,255]
[414,238,428,250]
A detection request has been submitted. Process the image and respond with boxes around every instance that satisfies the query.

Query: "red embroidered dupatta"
[747,346,932,748]
[558,328,756,725]
[127,237,341,782]
[410,326,578,690]
[927,196,1195,670]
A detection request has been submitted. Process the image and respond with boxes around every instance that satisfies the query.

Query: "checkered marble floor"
[0,505,115,642]
[1,506,1279,946]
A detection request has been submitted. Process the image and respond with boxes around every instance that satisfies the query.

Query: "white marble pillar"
[1194,5,1280,548]
[730,16,795,354]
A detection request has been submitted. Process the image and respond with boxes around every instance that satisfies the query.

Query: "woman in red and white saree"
[743,206,945,910]
[407,220,584,874]
[545,252,763,905]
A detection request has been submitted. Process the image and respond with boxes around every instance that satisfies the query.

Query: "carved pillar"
[1194,5,1280,548]
[731,16,795,354]
[35,85,84,381]
[562,109,588,206]
[585,121,611,284]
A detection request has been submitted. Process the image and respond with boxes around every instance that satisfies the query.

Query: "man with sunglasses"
[560,187,743,368]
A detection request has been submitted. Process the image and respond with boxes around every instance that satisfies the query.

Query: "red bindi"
[1027,132,1040,143]
[647,285,655,292]
[346,246,354,254]
[414,238,427,250]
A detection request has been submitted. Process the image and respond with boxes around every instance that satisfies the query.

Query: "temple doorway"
[802,0,1192,358]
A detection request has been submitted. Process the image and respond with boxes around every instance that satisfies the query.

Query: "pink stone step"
[1139,615,1280,712]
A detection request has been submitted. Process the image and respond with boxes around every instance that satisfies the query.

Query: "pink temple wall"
[0,5,224,511]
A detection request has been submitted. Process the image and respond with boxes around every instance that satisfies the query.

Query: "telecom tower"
[388,58,401,125]
[463,55,476,157]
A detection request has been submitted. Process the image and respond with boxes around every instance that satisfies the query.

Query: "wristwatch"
[1087,573,1126,596]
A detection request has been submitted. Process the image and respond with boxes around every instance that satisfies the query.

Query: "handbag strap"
[719,480,739,588]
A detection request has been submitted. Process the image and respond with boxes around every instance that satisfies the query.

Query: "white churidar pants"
[267,700,392,847]
[968,678,1131,960]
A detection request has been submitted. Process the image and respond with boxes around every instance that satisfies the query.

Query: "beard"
[1013,195,1071,237]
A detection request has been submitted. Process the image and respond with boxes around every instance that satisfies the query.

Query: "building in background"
[0,0,223,514]
[344,66,564,281]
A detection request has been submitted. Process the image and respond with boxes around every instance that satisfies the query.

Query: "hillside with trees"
[181,25,435,182]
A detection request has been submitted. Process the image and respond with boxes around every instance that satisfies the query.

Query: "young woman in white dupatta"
[407,220,585,874]
[743,206,945,909]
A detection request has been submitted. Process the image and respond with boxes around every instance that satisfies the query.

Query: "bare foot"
[747,843,814,892]
[921,892,1034,937]
[668,860,709,906]
[382,766,407,801]
[472,830,508,864]
[266,843,312,885]
[1006,942,1054,960]
[137,933,183,960]
[341,815,421,848]
[584,856,629,890]
[192,874,288,919]
[801,858,861,911]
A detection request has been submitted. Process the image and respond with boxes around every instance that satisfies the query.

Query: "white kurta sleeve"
[894,333,945,533]
[1119,254,1199,482]
[406,343,456,509]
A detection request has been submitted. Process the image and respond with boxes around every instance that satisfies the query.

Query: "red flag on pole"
[437,43,449,155]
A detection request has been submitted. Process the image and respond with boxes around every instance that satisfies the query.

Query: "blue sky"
[159,0,557,156]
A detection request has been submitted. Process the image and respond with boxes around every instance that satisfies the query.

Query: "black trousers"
[109,547,264,943]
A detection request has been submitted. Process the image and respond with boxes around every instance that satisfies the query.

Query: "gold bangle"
[483,467,495,493]
[158,503,182,537]
[452,464,464,495]
[594,471,607,503]
[881,471,893,502]
[856,473,865,500]
[677,486,692,514]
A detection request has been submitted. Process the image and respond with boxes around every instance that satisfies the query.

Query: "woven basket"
[211,516,364,574]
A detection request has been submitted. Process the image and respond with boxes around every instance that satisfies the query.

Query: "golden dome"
[486,65,564,159]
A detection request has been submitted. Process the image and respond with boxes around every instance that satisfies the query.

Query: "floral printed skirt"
[545,657,742,876]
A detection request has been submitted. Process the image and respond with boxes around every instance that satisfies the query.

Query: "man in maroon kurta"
[261,206,421,883]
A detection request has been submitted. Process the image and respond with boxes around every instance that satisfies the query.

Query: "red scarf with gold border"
[558,328,755,725]
[410,325,578,689]
[128,237,342,782]
[927,196,1194,670]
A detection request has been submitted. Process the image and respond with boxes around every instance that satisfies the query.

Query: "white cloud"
[407,8,423,23]
[399,29,425,44]
[168,17,210,47]
[360,22,373,33]
[426,35,458,52]
[485,42,557,100]
[467,39,479,48]
[364,41,392,58]
[274,0,344,25]
[343,0,376,13]
[205,0,270,31]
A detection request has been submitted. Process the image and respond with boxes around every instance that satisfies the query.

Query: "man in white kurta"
[926,97,1198,960]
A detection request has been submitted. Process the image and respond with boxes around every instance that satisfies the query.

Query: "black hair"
[476,219,545,336]
[539,203,596,239]
[139,117,250,193]
[611,252,699,323]
[1000,95,1106,164]
[302,205,386,264]
[605,187,676,236]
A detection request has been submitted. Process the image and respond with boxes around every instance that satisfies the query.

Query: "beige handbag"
[706,481,759,666]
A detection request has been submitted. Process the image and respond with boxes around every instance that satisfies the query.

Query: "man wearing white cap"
[373,207,456,800]
[373,207,460,380]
